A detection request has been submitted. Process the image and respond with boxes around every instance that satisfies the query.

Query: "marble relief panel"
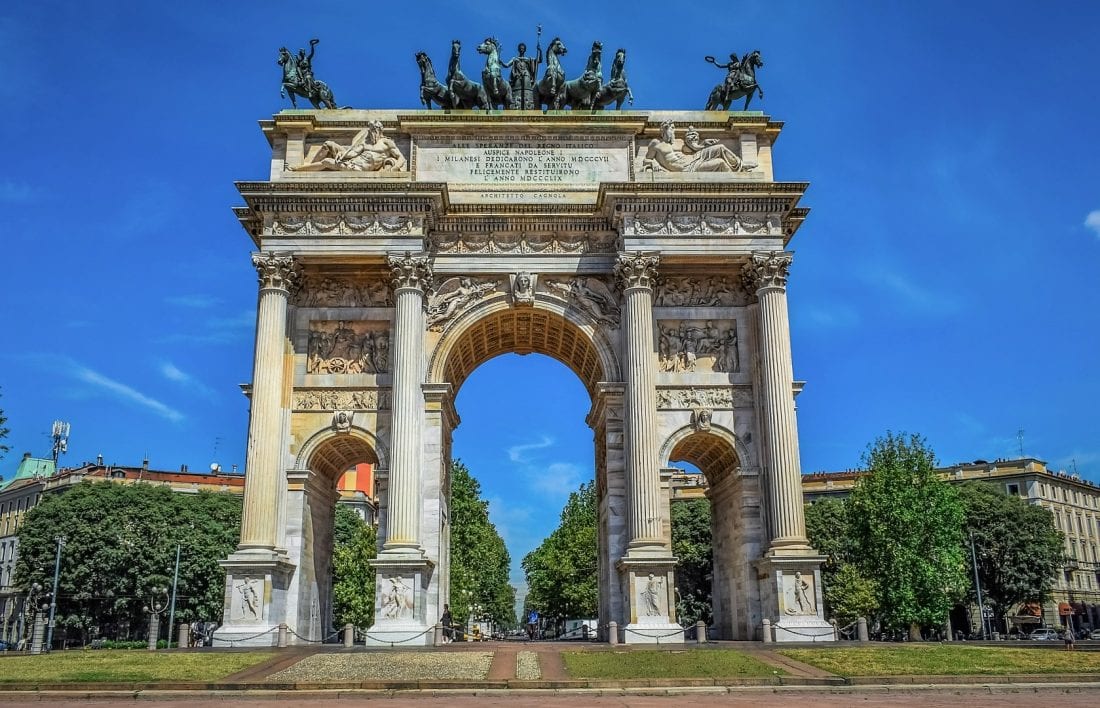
[658,320,739,373]
[307,320,390,374]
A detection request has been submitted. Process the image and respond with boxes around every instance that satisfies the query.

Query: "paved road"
[7,686,1100,707]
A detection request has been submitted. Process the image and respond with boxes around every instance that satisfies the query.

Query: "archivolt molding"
[293,424,387,481]
[427,294,621,396]
[659,422,750,487]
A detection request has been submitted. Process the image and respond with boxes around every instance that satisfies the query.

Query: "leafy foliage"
[824,563,879,626]
[331,505,376,629]
[956,481,1063,615]
[847,432,968,637]
[671,498,712,625]
[522,480,597,619]
[449,461,515,627]
[15,481,240,643]
[805,498,878,624]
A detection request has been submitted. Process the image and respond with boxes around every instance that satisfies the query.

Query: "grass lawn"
[780,645,1100,677]
[0,650,277,683]
[563,649,784,679]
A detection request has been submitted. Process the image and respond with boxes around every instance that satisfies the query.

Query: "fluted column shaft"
[743,252,808,548]
[616,253,663,548]
[239,252,298,549]
[383,253,432,552]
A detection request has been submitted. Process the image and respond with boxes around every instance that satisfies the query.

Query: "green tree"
[522,480,597,620]
[449,461,515,628]
[805,498,879,624]
[671,498,712,625]
[847,432,967,639]
[15,481,240,644]
[331,504,376,629]
[957,481,1063,624]
[0,386,10,460]
[824,563,879,626]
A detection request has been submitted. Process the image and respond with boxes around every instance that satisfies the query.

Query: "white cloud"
[532,462,584,497]
[507,436,554,463]
[165,295,221,308]
[1085,211,1100,239]
[160,361,217,400]
[67,361,184,423]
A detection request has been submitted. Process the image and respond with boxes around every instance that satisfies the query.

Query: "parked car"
[1089,628,1100,640]
[1028,628,1061,640]
[0,640,10,652]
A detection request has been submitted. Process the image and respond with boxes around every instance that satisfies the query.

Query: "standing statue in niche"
[290,121,407,172]
[704,50,765,111]
[642,121,754,173]
[277,39,340,109]
[593,47,633,110]
[503,26,542,110]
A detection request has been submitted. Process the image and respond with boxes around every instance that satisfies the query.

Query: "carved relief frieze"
[289,122,409,173]
[624,213,779,237]
[428,231,616,254]
[541,276,621,327]
[307,320,390,374]
[293,388,392,411]
[658,320,739,373]
[269,213,422,236]
[425,276,501,332]
[656,386,749,410]
[293,275,393,308]
[654,275,747,307]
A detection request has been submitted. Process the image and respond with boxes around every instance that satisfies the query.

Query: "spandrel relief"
[654,275,747,307]
[541,276,620,327]
[426,277,501,331]
[307,321,390,374]
[294,275,393,308]
[658,320,739,372]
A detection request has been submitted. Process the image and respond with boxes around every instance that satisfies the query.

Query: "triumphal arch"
[214,108,832,645]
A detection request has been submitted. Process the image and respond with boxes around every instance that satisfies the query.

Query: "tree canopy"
[522,480,597,619]
[671,498,712,625]
[331,504,376,629]
[956,481,1063,615]
[804,498,878,625]
[449,460,515,627]
[15,481,240,643]
[847,432,968,638]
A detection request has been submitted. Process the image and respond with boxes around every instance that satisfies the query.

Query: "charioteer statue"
[502,26,543,110]
[278,38,341,109]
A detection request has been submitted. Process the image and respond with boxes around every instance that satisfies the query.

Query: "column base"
[364,556,435,648]
[617,554,681,643]
[754,552,835,643]
[213,549,295,647]
[621,622,686,644]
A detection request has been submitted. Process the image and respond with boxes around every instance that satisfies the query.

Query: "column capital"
[741,251,793,293]
[614,252,660,291]
[251,252,301,293]
[387,251,434,292]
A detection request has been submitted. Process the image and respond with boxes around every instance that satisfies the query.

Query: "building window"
[1007,483,1020,496]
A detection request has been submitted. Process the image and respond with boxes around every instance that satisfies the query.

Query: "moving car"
[1028,628,1061,640]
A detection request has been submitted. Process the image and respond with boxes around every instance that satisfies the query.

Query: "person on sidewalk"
[1064,627,1076,650]
[441,604,454,644]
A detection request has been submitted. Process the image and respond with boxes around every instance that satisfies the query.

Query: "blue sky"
[2,2,1099,594]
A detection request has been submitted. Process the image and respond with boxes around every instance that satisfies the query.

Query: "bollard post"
[830,619,839,641]
[278,622,288,648]
[943,618,953,642]
[344,623,354,648]
[434,623,444,646]
[857,617,869,642]
[696,621,707,644]
[608,621,618,645]
[178,622,189,649]
[761,618,772,643]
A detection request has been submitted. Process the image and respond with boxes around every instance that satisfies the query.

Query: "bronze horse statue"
[278,46,338,109]
[560,41,603,110]
[704,50,764,111]
[446,39,490,109]
[477,37,512,109]
[593,47,633,110]
[416,51,452,109]
[537,37,568,109]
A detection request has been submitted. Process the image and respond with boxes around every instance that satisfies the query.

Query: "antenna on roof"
[1016,429,1025,458]
[50,420,70,465]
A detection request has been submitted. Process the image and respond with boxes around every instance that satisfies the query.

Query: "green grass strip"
[780,645,1100,677]
[0,650,277,683]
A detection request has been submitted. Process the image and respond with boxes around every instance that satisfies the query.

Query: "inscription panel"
[414,134,631,185]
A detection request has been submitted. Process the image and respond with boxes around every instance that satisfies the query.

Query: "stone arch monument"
[214,109,832,645]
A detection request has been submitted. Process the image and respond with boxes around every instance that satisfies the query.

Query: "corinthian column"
[742,251,810,551]
[239,252,299,550]
[615,252,664,552]
[382,252,433,555]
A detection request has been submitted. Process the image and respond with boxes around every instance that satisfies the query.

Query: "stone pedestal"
[618,559,684,643]
[213,550,294,646]
[755,556,833,642]
[364,559,435,646]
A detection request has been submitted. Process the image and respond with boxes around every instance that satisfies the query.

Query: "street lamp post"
[143,586,169,651]
[25,582,43,653]
[45,536,65,651]
[969,532,989,640]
